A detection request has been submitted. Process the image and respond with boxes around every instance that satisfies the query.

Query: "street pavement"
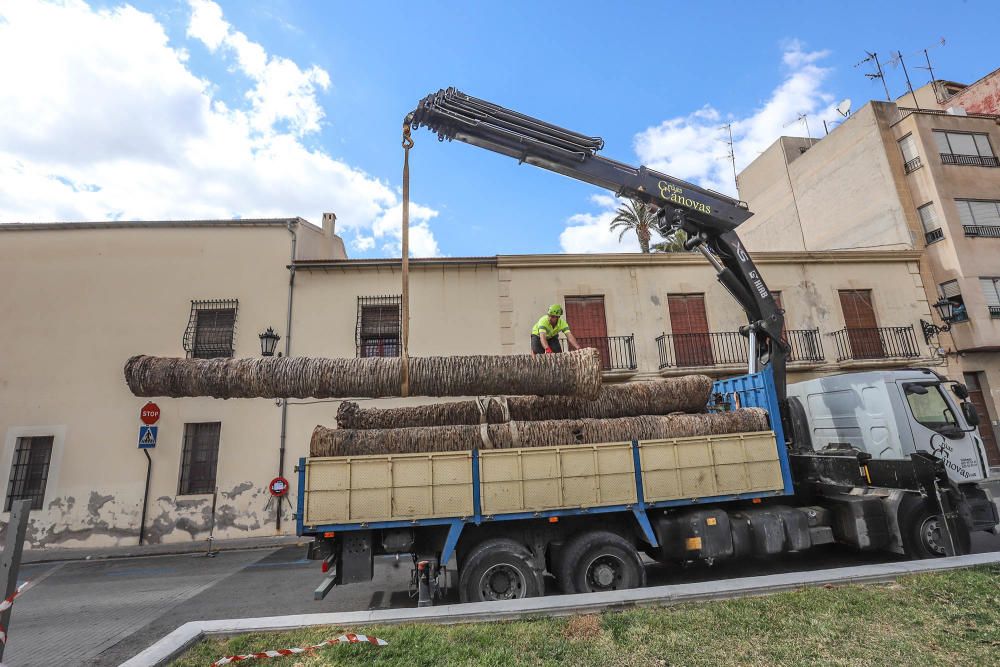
[5,531,999,666]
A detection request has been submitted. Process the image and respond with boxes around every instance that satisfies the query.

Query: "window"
[183,299,238,359]
[899,134,921,173]
[904,384,959,435]
[981,278,1000,319]
[917,203,943,243]
[356,295,400,358]
[939,280,969,322]
[934,131,999,166]
[956,199,1000,236]
[5,436,53,511]
[179,422,221,495]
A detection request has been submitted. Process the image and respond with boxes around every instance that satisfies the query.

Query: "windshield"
[905,384,959,434]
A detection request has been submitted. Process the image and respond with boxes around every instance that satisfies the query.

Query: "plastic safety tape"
[211,633,388,666]
[0,580,33,644]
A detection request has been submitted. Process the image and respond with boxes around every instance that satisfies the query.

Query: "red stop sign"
[140,402,160,425]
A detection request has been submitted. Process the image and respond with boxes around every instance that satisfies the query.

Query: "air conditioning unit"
[946,106,968,116]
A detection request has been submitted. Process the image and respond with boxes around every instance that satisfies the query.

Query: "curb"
[119,551,1000,667]
[21,537,306,565]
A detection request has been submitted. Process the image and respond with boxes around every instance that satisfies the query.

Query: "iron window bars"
[182,299,239,359]
[357,295,402,358]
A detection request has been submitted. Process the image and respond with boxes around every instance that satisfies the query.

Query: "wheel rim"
[919,516,948,556]
[584,554,626,592]
[478,563,526,601]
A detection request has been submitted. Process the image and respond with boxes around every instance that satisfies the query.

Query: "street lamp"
[920,299,957,344]
[259,327,281,356]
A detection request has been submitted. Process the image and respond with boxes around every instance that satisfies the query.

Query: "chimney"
[321,212,337,237]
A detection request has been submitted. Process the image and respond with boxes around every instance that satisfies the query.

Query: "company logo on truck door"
[658,181,712,215]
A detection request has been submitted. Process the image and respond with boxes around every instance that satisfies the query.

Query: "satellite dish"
[836,98,852,117]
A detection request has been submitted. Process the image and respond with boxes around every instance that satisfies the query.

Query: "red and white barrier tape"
[211,633,387,666]
[0,580,33,645]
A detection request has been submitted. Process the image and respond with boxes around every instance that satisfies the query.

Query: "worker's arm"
[565,330,582,351]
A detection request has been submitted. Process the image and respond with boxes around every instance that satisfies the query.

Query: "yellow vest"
[532,314,570,339]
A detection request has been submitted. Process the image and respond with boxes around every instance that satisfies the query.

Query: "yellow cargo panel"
[639,431,781,502]
[479,442,636,514]
[304,451,473,525]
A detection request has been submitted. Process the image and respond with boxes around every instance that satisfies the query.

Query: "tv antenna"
[719,123,738,192]
[888,51,921,109]
[855,51,891,101]
[915,38,946,100]
[782,113,812,140]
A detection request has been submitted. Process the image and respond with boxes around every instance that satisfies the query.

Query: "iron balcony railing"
[924,228,944,243]
[989,306,1000,319]
[963,225,1000,238]
[940,153,1000,168]
[571,335,636,371]
[655,329,827,369]
[904,156,922,173]
[833,325,920,362]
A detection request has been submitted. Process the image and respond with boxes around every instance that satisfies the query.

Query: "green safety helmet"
[547,304,563,316]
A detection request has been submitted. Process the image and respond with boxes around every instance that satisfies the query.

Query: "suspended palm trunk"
[310,408,770,457]
[336,375,714,429]
[123,348,602,400]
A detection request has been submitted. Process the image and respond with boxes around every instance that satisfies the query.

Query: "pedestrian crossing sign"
[138,425,158,449]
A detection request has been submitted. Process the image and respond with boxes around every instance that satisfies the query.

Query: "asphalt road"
[6,531,999,666]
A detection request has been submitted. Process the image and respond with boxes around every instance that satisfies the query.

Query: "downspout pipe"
[276,220,297,532]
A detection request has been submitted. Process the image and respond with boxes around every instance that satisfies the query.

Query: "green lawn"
[175,565,1000,667]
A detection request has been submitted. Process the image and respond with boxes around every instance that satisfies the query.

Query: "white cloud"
[351,235,375,252]
[559,197,642,254]
[633,41,840,196]
[370,203,441,257]
[0,0,440,256]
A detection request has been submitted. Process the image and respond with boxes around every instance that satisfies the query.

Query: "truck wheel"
[557,531,645,594]
[899,498,971,559]
[458,538,540,603]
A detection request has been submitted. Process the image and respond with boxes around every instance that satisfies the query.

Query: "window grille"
[178,422,221,495]
[182,299,238,359]
[356,295,401,358]
[5,436,53,511]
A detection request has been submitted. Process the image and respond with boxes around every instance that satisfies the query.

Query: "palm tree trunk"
[638,227,651,253]
[336,375,713,429]
[123,349,602,400]
[310,408,769,456]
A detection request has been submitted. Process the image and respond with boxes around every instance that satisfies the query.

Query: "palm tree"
[652,228,689,253]
[609,198,656,253]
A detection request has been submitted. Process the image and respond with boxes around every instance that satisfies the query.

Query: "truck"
[296,89,1000,605]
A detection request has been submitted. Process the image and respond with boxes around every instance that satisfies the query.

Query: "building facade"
[0,218,945,548]
[737,76,1000,467]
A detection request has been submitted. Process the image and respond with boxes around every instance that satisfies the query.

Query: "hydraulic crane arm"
[405,88,788,402]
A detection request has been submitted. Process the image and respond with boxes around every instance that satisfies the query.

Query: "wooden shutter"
[565,296,609,368]
[668,294,713,367]
[963,372,1000,466]
[839,289,883,359]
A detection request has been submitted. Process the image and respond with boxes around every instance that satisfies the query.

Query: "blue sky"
[2,0,999,257]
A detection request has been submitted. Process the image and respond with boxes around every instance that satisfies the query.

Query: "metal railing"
[832,325,920,362]
[940,153,1000,167]
[925,228,944,243]
[786,329,825,363]
[963,225,1000,238]
[656,331,746,369]
[989,306,1000,319]
[573,335,637,371]
[904,156,922,173]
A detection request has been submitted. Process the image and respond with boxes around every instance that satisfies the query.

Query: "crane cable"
[400,124,414,397]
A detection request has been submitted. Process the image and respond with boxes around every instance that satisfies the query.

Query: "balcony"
[655,329,826,370]
[903,156,922,174]
[963,225,1000,238]
[989,306,1000,319]
[832,326,920,362]
[573,335,636,372]
[924,228,944,244]
[940,153,1000,168]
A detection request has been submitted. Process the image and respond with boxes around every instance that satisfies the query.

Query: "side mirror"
[952,383,970,400]
[904,383,928,395]
[961,402,980,427]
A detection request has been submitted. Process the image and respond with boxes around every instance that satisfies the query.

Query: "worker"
[531,304,582,355]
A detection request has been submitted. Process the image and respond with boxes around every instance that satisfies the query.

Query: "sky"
[1,0,999,258]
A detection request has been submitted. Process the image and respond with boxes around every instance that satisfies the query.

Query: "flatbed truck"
[296,89,1000,605]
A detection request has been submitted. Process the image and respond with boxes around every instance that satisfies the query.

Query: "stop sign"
[140,402,160,425]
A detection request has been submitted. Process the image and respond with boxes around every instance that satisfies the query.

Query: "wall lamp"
[920,299,958,344]
[259,327,281,356]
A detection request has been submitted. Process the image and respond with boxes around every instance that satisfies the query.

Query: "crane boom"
[406,87,788,405]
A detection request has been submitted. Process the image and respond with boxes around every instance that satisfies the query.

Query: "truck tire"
[899,497,971,559]
[458,538,540,603]
[556,531,645,594]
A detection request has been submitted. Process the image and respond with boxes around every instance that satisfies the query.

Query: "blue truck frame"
[296,367,793,567]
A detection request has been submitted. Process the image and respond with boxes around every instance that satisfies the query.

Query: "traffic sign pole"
[137,404,159,546]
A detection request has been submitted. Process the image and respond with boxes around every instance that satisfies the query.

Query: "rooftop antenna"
[855,51,891,101]
[835,98,852,117]
[915,38,946,101]
[720,123,738,192]
[782,113,812,140]
[888,51,921,109]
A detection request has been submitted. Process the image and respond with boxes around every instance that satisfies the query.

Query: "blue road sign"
[138,425,158,449]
